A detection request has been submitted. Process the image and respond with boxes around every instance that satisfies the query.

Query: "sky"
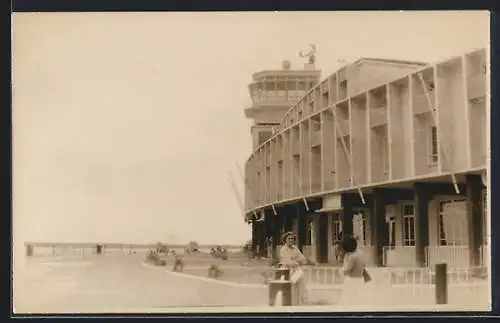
[12,11,489,251]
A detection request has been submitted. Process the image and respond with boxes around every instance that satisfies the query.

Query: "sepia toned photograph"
[12,10,490,314]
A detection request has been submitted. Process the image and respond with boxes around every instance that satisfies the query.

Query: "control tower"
[245,54,321,149]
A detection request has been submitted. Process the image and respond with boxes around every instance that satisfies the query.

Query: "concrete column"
[272,211,282,260]
[327,214,334,264]
[265,213,273,258]
[297,205,307,252]
[341,194,354,236]
[283,207,293,233]
[258,220,267,258]
[317,214,329,263]
[371,189,388,267]
[466,174,484,267]
[415,183,431,267]
[251,220,258,256]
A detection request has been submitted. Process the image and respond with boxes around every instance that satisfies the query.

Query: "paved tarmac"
[13,253,490,314]
[14,255,269,313]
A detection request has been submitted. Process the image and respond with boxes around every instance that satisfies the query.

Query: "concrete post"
[268,280,292,306]
[297,206,307,252]
[371,189,389,267]
[341,194,354,236]
[415,183,430,267]
[435,263,448,304]
[317,213,329,263]
[258,220,267,258]
[466,174,484,267]
[251,220,258,256]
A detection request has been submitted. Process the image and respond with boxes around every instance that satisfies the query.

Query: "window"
[265,167,271,202]
[428,126,438,164]
[332,215,342,244]
[277,161,283,200]
[402,204,416,246]
[438,199,468,246]
[382,134,389,174]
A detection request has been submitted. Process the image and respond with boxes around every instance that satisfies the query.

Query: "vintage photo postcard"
[11,10,491,314]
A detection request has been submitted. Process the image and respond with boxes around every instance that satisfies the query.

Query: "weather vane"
[299,44,316,66]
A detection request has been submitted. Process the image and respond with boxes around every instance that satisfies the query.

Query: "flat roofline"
[252,70,321,80]
[354,57,428,66]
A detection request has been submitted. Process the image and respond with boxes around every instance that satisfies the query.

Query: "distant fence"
[24,243,243,258]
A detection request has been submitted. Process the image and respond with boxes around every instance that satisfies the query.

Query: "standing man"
[279,231,315,304]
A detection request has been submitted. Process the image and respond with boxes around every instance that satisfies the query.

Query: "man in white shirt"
[279,232,307,267]
[278,232,313,304]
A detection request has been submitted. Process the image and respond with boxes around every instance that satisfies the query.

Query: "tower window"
[428,126,438,164]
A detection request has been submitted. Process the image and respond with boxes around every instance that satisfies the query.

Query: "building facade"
[243,49,488,268]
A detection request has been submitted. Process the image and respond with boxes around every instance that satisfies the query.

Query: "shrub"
[146,250,159,263]
[172,254,184,272]
[208,264,222,278]
[186,241,199,253]
[220,249,228,260]
[211,246,229,260]
[155,242,169,254]
[146,250,167,267]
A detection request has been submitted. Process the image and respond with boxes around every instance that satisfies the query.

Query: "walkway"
[14,255,268,314]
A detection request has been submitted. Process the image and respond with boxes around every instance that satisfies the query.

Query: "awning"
[315,206,342,213]
[315,193,342,213]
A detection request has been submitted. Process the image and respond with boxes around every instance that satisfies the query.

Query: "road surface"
[14,254,268,313]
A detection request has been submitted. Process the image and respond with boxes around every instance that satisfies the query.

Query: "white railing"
[304,265,488,308]
[267,262,488,307]
[383,245,488,269]
[300,265,488,288]
[302,266,341,285]
[370,266,489,308]
[383,246,417,267]
[426,246,470,268]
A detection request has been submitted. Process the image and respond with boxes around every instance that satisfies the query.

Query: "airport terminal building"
[243,48,488,268]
